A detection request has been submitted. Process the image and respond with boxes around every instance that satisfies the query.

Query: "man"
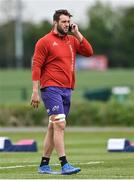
[31,9,93,175]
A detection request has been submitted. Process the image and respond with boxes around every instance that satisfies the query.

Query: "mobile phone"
[69,24,75,32]
[69,24,73,32]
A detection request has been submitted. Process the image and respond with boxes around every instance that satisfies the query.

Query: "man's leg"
[49,114,81,175]
[42,122,54,157]
[53,121,66,157]
[38,123,54,174]
[40,87,80,174]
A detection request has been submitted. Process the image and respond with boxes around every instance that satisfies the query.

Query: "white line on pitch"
[0,161,104,170]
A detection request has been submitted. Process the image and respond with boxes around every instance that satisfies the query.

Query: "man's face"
[56,15,70,35]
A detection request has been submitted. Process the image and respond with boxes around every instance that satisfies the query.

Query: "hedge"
[0,101,134,126]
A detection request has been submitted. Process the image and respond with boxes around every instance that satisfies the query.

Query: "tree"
[118,7,134,67]
[23,20,51,67]
[0,0,22,68]
[86,2,113,52]
[0,21,15,67]
[84,1,134,67]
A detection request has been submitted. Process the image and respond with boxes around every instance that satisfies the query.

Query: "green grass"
[0,129,134,179]
[0,68,134,104]
[74,68,134,102]
[0,69,32,103]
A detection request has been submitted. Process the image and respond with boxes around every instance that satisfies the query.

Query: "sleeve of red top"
[32,39,48,81]
[74,37,93,57]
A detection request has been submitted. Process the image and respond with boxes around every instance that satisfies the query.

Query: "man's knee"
[49,114,66,130]
[54,121,66,131]
[49,114,65,123]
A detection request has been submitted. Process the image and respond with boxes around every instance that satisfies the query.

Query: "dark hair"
[53,9,72,22]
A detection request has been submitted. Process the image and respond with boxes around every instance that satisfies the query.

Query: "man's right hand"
[30,91,40,108]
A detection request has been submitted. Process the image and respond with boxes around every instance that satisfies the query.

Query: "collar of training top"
[51,30,68,39]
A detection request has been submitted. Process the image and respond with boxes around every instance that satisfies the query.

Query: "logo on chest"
[53,41,58,46]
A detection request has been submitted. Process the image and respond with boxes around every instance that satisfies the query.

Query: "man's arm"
[71,23,93,56]
[30,38,48,108]
[70,23,83,43]
[31,81,40,108]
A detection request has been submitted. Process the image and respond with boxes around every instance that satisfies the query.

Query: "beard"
[57,24,68,35]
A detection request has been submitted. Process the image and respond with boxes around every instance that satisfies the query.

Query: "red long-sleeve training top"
[32,31,93,89]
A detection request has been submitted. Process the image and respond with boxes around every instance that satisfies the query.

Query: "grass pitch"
[0,129,134,179]
[0,69,134,103]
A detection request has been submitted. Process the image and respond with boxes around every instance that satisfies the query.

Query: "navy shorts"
[41,86,72,117]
